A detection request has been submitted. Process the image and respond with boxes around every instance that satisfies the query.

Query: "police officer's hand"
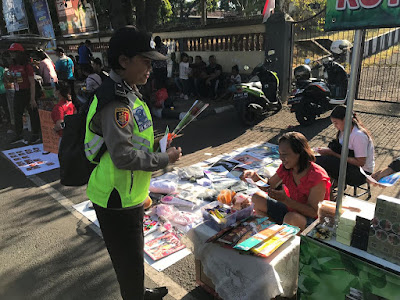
[167,147,182,164]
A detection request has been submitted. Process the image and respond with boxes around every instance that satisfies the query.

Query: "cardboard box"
[195,259,221,299]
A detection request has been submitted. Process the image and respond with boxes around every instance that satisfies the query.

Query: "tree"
[219,0,265,16]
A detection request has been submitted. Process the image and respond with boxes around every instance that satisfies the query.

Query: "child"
[82,64,102,92]
[175,53,190,100]
[219,65,241,100]
[51,81,76,137]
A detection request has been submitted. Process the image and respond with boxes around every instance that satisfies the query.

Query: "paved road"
[1,100,399,299]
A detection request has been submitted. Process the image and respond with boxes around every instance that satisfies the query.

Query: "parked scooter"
[288,40,351,126]
[233,50,282,126]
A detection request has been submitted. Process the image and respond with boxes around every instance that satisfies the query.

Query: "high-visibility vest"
[84,94,154,208]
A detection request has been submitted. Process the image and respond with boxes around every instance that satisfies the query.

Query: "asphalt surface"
[1,99,400,300]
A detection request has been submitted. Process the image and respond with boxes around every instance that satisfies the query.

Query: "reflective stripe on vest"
[132,136,151,147]
[132,142,150,152]
[85,134,105,159]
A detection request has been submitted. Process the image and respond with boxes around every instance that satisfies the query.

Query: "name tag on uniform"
[132,106,152,132]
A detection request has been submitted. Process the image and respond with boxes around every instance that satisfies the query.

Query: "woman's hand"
[318,147,335,156]
[240,170,260,183]
[30,99,37,109]
[268,187,288,203]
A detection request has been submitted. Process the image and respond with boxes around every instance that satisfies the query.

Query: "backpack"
[58,100,95,186]
[58,76,113,186]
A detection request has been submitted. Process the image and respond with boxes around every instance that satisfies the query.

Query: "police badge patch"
[115,108,130,128]
[132,106,152,132]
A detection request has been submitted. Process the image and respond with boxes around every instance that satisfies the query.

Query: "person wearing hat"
[7,43,41,144]
[84,26,182,300]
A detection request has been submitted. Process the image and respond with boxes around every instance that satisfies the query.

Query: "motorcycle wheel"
[295,104,316,126]
[239,101,259,126]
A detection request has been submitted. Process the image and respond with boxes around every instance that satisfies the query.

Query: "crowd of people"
[149,36,241,107]
[0,40,108,143]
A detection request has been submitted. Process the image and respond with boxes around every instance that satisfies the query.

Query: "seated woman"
[316,105,375,188]
[241,132,331,231]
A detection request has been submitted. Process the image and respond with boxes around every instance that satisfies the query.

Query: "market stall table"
[299,196,400,299]
[187,221,300,300]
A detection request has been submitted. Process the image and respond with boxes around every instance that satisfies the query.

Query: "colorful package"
[234,224,284,251]
[144,232,186,261]
[252,225,299,257]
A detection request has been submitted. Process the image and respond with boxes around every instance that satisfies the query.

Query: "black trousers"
[316,155,367,187]
[94,203,145,300]
[0,93,10,123]
[13,89,40,136]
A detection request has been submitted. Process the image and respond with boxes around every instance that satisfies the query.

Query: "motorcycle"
[233,50,282,126]
[288,57,348,126]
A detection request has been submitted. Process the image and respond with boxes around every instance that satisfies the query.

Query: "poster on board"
[38,109,60,154]
[30,0,57,51]
[325,0,400,31]
[2,0,29,33]
[55,0,99,36]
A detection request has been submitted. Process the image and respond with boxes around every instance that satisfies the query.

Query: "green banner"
[325,0,400,31]
[299,236,400,299]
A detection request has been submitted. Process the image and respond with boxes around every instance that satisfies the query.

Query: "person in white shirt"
[82,64,102,92]
[174,53,190,100]
[316,105,375,187]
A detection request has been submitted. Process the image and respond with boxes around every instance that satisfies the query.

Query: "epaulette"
[95,77,129,112]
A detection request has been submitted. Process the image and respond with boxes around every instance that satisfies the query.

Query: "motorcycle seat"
[242,82,262,89]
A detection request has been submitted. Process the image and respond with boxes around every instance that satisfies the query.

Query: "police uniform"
[85,70,169,299]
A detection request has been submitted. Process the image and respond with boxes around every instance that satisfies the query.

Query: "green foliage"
[159,0,173,23]
[219,0,265,16]
[291,0,325,22]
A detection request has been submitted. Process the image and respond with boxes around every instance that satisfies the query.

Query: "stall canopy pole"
[334,29,364,225]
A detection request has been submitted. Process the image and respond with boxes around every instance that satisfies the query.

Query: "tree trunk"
[145,0,162,32]
[133,0,146,30]
[109,0,127,30]
[200,0,206,25]
[123,0,135,25]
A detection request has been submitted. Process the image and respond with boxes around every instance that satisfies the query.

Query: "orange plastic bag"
[217,190,236,205]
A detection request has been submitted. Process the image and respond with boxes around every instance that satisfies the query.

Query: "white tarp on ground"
[2,144,59,176]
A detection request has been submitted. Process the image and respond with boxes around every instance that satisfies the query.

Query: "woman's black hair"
[57,80,71,99]
[56,47,65,54]
[330,105,372,141]
[93,57,102,67]
[82,64,94,74]
[279,131,315,173]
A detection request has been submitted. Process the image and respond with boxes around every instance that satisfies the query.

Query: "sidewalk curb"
[186,104,235,120]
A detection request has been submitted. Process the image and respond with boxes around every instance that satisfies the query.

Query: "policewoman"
[84,26,182,300]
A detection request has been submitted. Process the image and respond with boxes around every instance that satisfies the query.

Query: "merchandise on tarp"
[3,0,29,33]
[2,144,60,176]
[55,0,99,36]
[73,141,298,277]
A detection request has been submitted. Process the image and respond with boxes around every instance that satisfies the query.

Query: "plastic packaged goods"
[161,195,196,209]
[149,179,177,194]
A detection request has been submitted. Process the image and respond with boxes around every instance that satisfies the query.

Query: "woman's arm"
[240,171,281,191]
[318,148,366,167]
[54,119,64,131]
[268,181,326,218]
[28,76,37,108]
